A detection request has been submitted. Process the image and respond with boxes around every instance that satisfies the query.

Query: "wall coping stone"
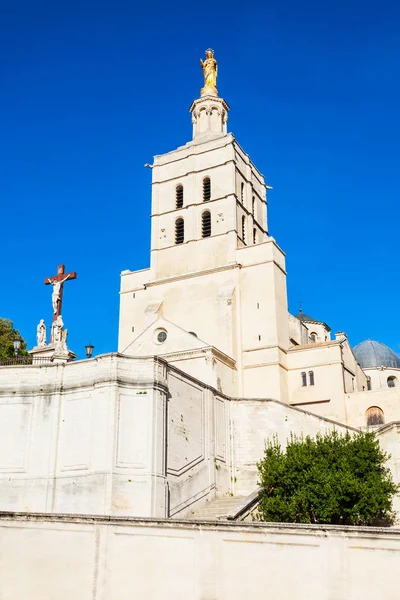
[0,510,399,536]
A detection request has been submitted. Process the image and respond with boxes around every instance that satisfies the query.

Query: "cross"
[44,264,77,326]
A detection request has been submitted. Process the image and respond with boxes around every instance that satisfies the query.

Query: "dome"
[353,340,400,369]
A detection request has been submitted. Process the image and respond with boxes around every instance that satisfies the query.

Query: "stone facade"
[1,80,398,520]
[117,84,398,441]
[0,354,359,518]
[1,512,399,599]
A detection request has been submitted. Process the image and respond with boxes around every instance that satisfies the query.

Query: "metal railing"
[0,356,54,367]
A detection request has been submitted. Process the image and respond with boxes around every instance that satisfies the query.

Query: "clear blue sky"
[1,0,399,358]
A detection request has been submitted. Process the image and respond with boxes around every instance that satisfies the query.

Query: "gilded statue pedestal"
[201,85,218,97]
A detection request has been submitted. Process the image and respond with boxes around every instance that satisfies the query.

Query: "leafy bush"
[257,430,398,526]
[0,318,28,359]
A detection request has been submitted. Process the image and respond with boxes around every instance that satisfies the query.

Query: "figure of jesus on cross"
[44,264,77,327]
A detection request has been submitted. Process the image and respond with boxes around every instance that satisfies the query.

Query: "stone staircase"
[186,496,247,521]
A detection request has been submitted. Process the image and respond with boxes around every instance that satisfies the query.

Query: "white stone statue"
[48,275,71,315]
[52,314,64,346]
[36,319,47,347]
[61,328,68,351]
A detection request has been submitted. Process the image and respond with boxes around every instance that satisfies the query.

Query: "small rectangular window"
[309,371,314,386]
[132,326,135,332]
[203,177,211,202]
[202,211,211,237]
[132,293,135,298]
[176,184,184,208]
[175,218,184,244]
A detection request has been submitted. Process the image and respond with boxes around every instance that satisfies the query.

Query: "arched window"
[175,218,184,244]
[387,376,397,388]
[367,377,372,391]
[252,196,255,217]
[253,228,256,244]
[301,372,307,387]
[202,211,211,237]
[242,215,246,244]
[366,406,384,426]
[241,182,244,204]
[309,332,317,343]
[203,177,211,202]
[309,371,315,386]
[175,184,183,209]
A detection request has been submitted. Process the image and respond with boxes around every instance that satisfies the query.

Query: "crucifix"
[44,265,77,339]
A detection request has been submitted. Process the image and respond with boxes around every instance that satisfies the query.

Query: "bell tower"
[149,49,269,281]
[119,49,289,402]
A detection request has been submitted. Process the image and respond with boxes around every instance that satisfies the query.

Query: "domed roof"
[353,340,400,369]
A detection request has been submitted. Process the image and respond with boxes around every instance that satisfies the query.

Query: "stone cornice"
[242,344,288,354]
[2,511,397,536]
[161,346,236,369]
[289,340,341,352]
[150,193,267,219]
[153,134,234,165]
[231,138,265,181]
[0,354,170,397]
[120,244,285,293]
[0,376,168,398]
[143,262,239,288]
[152,158,235,184]
[189,95,230,113]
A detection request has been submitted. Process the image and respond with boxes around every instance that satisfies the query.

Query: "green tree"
[0,318,28,360]
[257,430,399,526]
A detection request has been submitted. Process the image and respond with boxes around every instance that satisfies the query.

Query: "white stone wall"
[304,321,331,342]
[288,312,309,345]
[287,340,368,423]
[287,343,348,421]
[230,398,353,495]
[364,366,400,391]
[1,512,399,600]
[0,353,399,521]
[377,423,400,516]
[0,355,234,519]
[166,370,229,516]
[0,355,169,518]
[119,238,289,401]
[345,387,400,427]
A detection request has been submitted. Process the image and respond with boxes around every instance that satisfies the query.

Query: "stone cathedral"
[0,50,399,600]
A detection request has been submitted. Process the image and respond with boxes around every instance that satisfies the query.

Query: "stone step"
[187,496,246,520]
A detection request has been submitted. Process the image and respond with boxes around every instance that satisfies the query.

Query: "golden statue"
[200,49,218,96]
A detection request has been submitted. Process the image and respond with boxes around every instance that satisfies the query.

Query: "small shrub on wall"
[257,431,399,526]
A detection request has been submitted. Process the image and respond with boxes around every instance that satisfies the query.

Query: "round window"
[157,331,167,343]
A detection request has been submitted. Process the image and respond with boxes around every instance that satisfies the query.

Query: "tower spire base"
[189,95,230,141]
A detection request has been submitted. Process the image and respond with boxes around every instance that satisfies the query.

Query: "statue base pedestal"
[200,85,218,97]
[29,344,77,365]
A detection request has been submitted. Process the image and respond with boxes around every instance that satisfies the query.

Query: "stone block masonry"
[0,511,399,599]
